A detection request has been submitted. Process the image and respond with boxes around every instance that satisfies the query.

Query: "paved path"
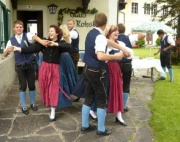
[0,69,154,142]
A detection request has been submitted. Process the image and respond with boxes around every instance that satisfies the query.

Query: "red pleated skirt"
[38,61,60,107]
[107,61,124,114]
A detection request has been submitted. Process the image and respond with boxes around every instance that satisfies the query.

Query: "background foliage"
[153,0,180,64]
[58,7,98,26]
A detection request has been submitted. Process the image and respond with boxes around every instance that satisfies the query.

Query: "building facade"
[118,0,173,45]
[0,0,119,51]
[0,0,174,99]
[0,0,174,50]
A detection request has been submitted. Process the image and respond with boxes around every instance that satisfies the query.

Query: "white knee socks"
[90,110,97,118]
[117,111,125,122]
[50,107,56,119]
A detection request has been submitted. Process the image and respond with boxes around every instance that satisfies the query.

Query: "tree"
[153,0,180,36]
[153,0,180,64]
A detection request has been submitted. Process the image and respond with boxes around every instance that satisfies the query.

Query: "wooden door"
[17,11,43,38]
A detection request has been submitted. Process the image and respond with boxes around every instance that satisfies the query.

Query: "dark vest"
[70,29,79,52]
[83,28,105,68]
[10,33,34,65]
[118,34,132,63]
[160,35,171,54]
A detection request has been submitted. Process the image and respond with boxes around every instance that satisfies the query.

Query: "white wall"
[118,0,154,35]
[0,54,16,101]
[16,0,118,50]
[0,0,16,102]
[108,0,118,25]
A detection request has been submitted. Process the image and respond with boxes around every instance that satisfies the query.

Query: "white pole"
[149,46,151,57]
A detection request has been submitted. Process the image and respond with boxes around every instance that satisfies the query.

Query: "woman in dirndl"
[13,25,72,121]
[59,24,78,95]
[104,25,127,126]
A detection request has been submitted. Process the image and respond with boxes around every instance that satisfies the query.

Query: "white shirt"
[128,34,138,46]
[5,32,35,51]
[162,34,175,46]
[69,28,78,39]
[94,27,107,54]
[107,40,133,59]
[106,41,124,53]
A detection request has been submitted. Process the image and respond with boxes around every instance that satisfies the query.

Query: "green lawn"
[133,48,180,142]
[133,47,160,59]
[150,65,180,142]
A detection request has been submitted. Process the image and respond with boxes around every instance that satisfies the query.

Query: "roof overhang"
[118,0,127,10]
[11,0,91,10]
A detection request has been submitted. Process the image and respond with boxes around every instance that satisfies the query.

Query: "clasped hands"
[41,40,58,46]
[40,40,58,47]
[9,40,59,52]
[122,48,133,59]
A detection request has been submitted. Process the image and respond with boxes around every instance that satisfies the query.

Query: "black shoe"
[22,107,29,115]
[89,113,97,121]
[159,76,166,80]
[31,104,38,111]
[96,128,112,136]
[49,117,56,122]
[74,97,80,102]
[124,107,129,112]
[115,117,127,126]
[81,124,96,132]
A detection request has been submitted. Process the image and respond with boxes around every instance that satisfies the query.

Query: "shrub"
[136,39,145,48]
[171,46,180,65]
[155,37,161,46]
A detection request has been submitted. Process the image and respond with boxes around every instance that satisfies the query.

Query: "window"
[151,4,157,16]
[144,3,150,15]
[132,2,138,14]
[163,5,168,16]
[7,10,11,41]
[0,1,11,52]
[0,2,5,51]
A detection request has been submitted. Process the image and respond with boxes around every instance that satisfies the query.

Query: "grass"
[133,48,180,142]
[149,65,180,142]
[133,47,160,59]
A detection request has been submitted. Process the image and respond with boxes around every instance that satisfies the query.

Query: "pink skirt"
[107,61,124,114]
[38,61,60,107]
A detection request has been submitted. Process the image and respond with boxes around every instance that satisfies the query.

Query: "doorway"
[17,11,43,38]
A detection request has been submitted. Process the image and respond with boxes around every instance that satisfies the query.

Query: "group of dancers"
[4,12,146,136]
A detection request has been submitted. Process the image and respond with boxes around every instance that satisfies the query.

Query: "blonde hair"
[104,25,118,38]
[68,19,75,24]
[59,24,71,43]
